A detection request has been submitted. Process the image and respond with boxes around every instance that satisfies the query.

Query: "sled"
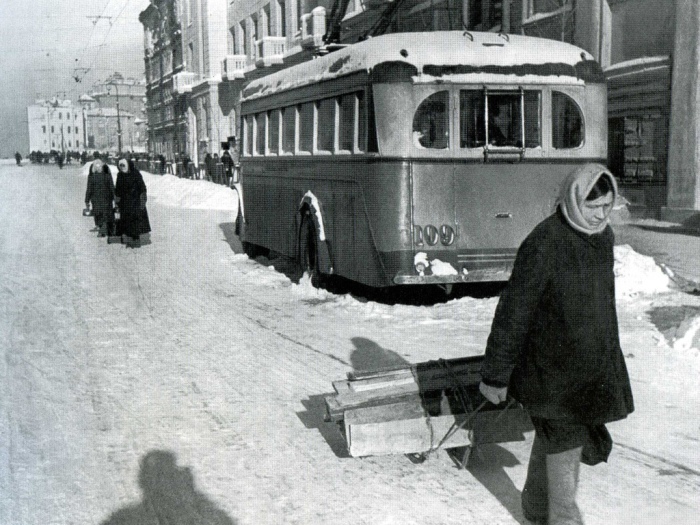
[324,356,531,467]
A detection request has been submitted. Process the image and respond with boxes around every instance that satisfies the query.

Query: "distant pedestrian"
[115,158,151,248]
[212,153,220,183]
[221,149,233,186]
[56,152,64,169]
[204,152,213,181]
[479,164,634,525]
[85,159,116,237]
[14,151,22,166]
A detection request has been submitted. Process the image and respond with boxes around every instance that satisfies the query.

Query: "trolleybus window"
[459,90,541,148]
[338,93,355,152]
[268,109,280,154]
[412,91,449,149]
[317,97,335,153]
[244,115,253,156]
[255,112,266,155]
[552,91,584,149]
[358,91,369,153]
[282,106,295,154]
[299,102,314,153]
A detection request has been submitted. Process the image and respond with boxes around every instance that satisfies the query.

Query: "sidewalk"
[614,218,700,288]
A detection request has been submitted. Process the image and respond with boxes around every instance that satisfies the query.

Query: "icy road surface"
[1,163,699,525]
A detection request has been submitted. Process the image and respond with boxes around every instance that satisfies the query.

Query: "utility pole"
[109,83,123,154]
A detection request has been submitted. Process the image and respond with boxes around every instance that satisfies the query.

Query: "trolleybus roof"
[242,31,603,101]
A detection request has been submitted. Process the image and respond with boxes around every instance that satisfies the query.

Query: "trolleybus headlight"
[424,225,439,246]
[440,225,455,246]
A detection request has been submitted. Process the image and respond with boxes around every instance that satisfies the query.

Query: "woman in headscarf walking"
[115,158,151,248]
[479,164,634,525]
[85,158,116,237]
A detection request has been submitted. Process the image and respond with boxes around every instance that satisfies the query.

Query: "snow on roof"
[242,31,599,101]
[79,94,96,102]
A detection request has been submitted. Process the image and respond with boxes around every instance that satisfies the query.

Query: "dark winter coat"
[481,209,634,425]
[220,150,233,174]
[115,165,151,238]
[85,163,115,224]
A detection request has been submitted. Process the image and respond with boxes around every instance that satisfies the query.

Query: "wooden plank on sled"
[345,403,474,457]
[324,384,420,422]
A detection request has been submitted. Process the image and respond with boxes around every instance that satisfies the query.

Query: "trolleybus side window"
[552,91,584,149]
[299,102,314,153]
[359,91,372,153]
[412,91,449,149]
[338,93,355,152]
[255,112,266,155]
[244,115,253,156]
[268,109,280,154]
[459,90,541,148]
[316,97,335,153]
[282,106,295,154]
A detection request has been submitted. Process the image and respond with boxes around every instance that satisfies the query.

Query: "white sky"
[0,0,151,157]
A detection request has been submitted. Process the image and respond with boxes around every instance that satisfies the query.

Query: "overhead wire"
[81,0,135,82]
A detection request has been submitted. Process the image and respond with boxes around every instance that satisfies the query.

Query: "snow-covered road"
[1,163,699,525]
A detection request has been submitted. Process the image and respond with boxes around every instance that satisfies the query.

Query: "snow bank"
[614,244,671,297]
[142,173,237,212]
[80,162,237,213]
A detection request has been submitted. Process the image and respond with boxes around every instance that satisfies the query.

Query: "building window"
[75,126,78,134]
[527,0,570,17]
[51,126,55,133]
[263,4,271,37]
[278,0,287,37]
[76,140,79,148]
[59,113,62,120]
[242,22,249,56]
[42,125,46,133]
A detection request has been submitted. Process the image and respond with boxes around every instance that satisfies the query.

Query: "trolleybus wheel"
[298,211,322,286]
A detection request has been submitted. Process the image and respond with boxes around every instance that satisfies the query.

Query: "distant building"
[82,107,147,154]
[139,0,186,160]
[89,74,147,118]
[177,0,233,166]
[27,98,85,153]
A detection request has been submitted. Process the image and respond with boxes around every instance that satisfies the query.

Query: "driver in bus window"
[413,111,448,149]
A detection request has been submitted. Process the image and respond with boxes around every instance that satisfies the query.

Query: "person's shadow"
[100,450,237,525]
[466,443,531,524]
[348,336,411,372]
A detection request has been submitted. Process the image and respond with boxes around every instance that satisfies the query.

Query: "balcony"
[301,7,326,50]
[221,55,248,80]
[172,71,198,94]
[255,37,287,68]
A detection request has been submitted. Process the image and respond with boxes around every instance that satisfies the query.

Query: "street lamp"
[107,83,123,154]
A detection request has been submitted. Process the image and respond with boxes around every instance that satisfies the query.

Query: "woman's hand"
[479,381,508,405]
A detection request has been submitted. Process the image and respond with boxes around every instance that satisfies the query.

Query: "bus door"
[452,88,558,268]
[410,90,457,261]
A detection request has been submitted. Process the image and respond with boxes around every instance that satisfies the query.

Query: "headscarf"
[558,163,618,235]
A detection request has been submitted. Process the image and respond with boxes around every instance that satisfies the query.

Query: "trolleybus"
[235,31,608,288]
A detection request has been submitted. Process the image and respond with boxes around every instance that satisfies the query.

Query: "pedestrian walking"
[14,151,22,166]
[479,164,634,525]
[204,152,213,182]
[221,148,233,186]
[115,158,151,248]
[85,159,116,237]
